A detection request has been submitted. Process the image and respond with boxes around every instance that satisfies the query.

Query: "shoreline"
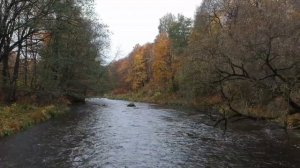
[0,103,69,138]
[106,93,300,130]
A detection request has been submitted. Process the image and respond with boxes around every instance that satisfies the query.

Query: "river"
[0,98,300,167]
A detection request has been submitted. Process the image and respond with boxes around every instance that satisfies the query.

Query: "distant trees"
[152,33,172,90]
[126,45,148,90]
[167,14,192,55]
[0,0,109,104]
[109,13,192,93]
[109,0,300,120]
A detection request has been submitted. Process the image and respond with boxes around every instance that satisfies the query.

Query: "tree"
[158,13,176,34]
[0,0,55,102]
[168,14,192,55]
[152,33,173,90]
[125,45,148,90]
[187,0,300,120]
[38,0,109,102]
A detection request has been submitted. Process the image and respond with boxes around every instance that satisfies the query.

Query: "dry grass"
[108,91,300,129]
[0,103,68,137]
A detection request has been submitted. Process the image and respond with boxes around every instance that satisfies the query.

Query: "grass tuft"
[0,103,69,137]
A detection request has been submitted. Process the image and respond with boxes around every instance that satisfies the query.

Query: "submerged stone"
[127,103,136,107]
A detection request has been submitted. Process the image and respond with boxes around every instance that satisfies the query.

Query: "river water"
[0,98,300,168]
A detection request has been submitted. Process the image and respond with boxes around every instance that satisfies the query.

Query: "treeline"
[109,0,300,121]
[109,14,191,93]
[0,0,109,104]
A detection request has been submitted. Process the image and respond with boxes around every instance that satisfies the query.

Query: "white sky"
[95,0,203,61]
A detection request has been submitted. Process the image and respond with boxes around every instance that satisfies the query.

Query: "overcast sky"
[95,0,203,61]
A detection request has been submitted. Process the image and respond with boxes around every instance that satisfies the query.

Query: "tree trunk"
[289,98,300,115]
[2,53,11,103]
[24,40,28,87]
[9,45,21,102]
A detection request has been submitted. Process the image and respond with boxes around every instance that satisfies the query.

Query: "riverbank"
[0,103,69,137]
[107,92,300,129]
[1,98,300,167]
[106,92,190,106]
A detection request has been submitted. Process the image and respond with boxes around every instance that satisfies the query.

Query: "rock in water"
[127,103,136,107]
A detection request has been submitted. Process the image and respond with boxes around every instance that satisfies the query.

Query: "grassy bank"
[0,103,69,137]
[107,89,230,110]
[107,92,188,106]
[107,91,300,129]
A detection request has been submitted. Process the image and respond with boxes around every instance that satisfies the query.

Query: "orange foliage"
[109,33,181,93]
[152,33,173,89]
[127,46,147,90]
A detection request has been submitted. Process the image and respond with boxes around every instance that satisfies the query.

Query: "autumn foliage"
[109,14,190,94]
[109,0,300,126]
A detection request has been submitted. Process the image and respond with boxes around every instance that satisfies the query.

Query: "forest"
[0,0,300,136]
[0,0,109,136]
[108,0,300,128]
[0,0,110,104]
[1,0,300,166]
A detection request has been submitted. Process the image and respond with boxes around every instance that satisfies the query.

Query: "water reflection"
[0,98,300,167]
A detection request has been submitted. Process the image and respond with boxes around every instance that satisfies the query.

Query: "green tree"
[168,14,192,55]
[38,0,109,102]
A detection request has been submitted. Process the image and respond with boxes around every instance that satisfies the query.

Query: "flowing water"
[0,98,300,168]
